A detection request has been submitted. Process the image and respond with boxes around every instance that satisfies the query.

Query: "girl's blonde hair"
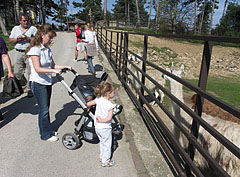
[25,24,56,54]
[94,82,114,97]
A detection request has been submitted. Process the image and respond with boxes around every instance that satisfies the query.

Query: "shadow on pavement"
[52,101,80,131]
[0,96,38,129]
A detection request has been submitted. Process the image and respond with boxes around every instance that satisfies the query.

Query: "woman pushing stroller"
[26,24,71,142]
[87,82,116,167]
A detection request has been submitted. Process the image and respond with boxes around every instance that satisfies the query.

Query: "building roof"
[68,18,86,24]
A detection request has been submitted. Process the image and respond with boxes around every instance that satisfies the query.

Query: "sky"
[54,0,225,27]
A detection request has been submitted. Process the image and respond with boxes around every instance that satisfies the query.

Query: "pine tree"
[72,0,102,24]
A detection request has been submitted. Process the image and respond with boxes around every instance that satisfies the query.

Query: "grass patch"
[0,25,15,50]
[112,82,121,89]
[129,40,144,49]
[149,46,178,60]
[183,76,240,108]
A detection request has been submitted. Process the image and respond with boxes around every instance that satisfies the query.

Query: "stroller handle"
[61,68,78,76]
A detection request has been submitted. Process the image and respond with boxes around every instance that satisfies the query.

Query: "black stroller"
[56,68,123,150]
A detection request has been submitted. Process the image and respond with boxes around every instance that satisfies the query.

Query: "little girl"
[86,82,116,167]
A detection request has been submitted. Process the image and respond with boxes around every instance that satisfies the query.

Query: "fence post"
[122,32,128,83]
[116,32,119,75]
[105,29,108,53]
[186,40,213,176]
[119,32,124,78]
[96,24,98,39]
[100,27,103,48]
[110,31,113,59]
[140,34,148,107]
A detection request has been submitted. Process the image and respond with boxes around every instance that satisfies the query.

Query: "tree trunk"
[125,0,127,25]
[22,0,26,14]
[104,0,107,26]
[194,0,197,34]
[147,0,153,29]
[135,0,141,27]
[39,0,45,24]
[42,0,45,24]
[155,0,160,29]
[16,0,20,21]
[39,0,43,24]
[13,0,18,23]
[199,0,206,34]
[127,1,130,26]
[208,0,216,35]
[172,0,178,34]
[0,16,8,36]
[222,0,228,18]
[66,1,69,31]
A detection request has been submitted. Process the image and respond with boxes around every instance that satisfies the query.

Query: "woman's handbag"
[2,76,23,98]
[85,44,98,57]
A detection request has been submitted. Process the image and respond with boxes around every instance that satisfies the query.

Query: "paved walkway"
[0,32,173,177]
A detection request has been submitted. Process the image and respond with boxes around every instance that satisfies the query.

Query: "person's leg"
[98,128,112,164]
[84,51,87,61]
[87,56,95,74]
[32,82,54,140]
[14,52,26,82]
[96,128,103,161]
[25,59,33,97]
[75,47,78,59]
[74,43,79,61]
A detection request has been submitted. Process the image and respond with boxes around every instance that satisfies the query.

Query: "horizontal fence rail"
[96,25,240,177]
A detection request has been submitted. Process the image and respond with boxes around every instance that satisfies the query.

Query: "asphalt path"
[0,32,138,177]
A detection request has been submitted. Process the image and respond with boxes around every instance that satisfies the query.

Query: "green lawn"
[183,76,240,108]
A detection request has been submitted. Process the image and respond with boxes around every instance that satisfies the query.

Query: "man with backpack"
[74,23,86,62]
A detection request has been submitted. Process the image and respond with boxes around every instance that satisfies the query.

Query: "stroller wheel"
[62,133,81,150]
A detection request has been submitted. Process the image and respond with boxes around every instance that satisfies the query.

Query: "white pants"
[76,42,85,52]
[95,128,112,163]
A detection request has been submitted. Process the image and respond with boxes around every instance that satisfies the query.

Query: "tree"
[208,0,218,34]
[147,0,153,29]
[112,0,148,26]
[52,0,67,26]
[222,0,228,18]
[194,0,197,34]
[72,0,102,24]
[38,0,58,24]
[136,0,141,27]
[199,0,206,34]
[39,0,45,24]
[15,0,20,22]
[155,0,160,28]
[214,2,240,37]
[0,16,8,36]
[104,0,107,25]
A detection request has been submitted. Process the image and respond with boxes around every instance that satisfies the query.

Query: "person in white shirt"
[26,24,71,142]
[87,82,116,167]
[9,13,38,97]
[83,24,98,74]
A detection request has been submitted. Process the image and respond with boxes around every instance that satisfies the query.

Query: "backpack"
[79,30,85,39]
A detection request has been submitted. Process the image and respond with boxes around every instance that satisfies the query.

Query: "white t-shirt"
[27,44,53,85]
[9,25,37,50]
[94,96,116,129]
[83,30,98,50]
